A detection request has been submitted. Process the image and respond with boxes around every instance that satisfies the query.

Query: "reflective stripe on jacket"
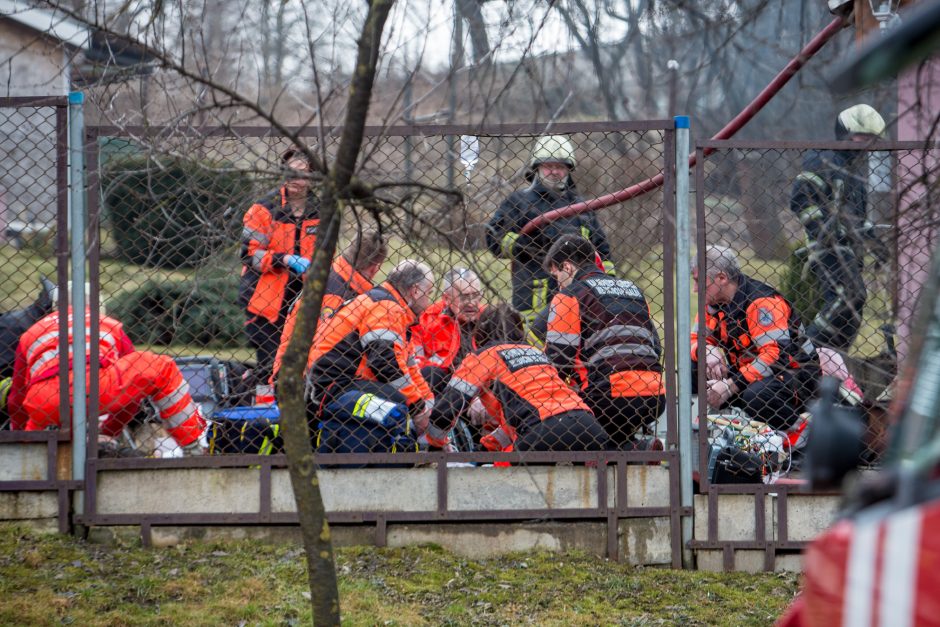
[691,275,819,391]
[307,282,432,406]
[428,342,591,436]
[546,268,663,397]
[239,186,320,323]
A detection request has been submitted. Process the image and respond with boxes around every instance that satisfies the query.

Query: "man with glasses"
[412,267,484,396]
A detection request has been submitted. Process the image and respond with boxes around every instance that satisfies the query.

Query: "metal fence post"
[69,91,87,484]
[674,115,693,567]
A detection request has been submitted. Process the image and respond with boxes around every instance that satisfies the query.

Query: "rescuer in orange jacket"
[239,149,320,401]
[418,303,610,452]
[267,229,387,395]
[691,245,820,430]
[543,234,665,449]
[306,260,435,453]
[8,308,207,453]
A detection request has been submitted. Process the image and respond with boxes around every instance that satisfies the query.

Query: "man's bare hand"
[706,378,735,409]
[468,397,490,426]
[704,345,729,380]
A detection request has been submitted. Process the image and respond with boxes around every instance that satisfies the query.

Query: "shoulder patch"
[757,307,774,327]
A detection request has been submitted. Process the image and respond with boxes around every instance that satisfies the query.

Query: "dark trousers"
[808,248,866,351]
[244,315,283,383]
[586,391,665,450]
[515,410,610,452]
[692,361,815,431]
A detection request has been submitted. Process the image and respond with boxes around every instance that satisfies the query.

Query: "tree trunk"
[276,1,396,624]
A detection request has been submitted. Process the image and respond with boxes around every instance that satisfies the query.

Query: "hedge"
[103,155,252,269]
[109,278,245,348]
[779,249,823,327]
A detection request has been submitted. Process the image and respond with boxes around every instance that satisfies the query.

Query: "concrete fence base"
[0,442,841,571]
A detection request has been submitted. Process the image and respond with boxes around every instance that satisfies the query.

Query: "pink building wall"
[895,63,940,366]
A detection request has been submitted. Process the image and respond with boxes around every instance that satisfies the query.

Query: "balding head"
[387,259,435,316]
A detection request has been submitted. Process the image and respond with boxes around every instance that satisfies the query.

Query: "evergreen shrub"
[109,278,245,348]
[103,155,251,269]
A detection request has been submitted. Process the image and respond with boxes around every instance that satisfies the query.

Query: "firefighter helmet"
[530,135,577,170]
[836,104,886,139]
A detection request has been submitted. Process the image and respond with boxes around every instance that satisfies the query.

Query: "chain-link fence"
[70,122,676,461]
[0,97,67,436]
[695,140,940,485]
[5,102,939,490]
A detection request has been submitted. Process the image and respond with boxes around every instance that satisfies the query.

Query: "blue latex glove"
[284,254,310,275]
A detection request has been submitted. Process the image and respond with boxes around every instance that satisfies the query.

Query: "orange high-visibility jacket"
[271,255,374,381]
[306,282,432,406]
[691,275,818,392]
[429,342,591,436]
[411,300,482,371]
[239,186,320,323]
[7,308,134,429]
[546,268,664,398]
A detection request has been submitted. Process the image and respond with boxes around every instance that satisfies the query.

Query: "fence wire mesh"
[0,100,63,434]
[73,124,673,460]
[695,141,940,484]
[5,104,938,488]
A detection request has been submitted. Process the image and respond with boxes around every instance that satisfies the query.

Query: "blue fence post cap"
[68,92,84,105]
[674,116,690,129]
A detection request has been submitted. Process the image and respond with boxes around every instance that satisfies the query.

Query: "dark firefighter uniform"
[426,343,610,452]
[545,268,665,448]
[270,254,375,384]
[486,179,613,322]
[790,149,873,351]
[239,186,320,382]
[691,275,820,430]
[306,282,433,454]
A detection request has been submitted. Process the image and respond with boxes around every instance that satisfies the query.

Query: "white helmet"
[530,135,577,170]
[836,104,886,139]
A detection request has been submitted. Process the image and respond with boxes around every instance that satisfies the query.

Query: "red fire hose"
[520,16,847,236]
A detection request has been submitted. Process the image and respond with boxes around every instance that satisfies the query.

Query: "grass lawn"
[0,524,799,626]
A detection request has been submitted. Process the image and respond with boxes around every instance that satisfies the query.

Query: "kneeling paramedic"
[304,260,436,455]
[418,303,610,453]
[8,307,207,454]
[544,234,665,449]
[691,245,820,431]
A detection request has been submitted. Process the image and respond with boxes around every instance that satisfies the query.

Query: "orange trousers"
[23,352,205,446]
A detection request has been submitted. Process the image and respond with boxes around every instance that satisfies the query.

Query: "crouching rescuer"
[691,245,820,431]
[417,303,610,452]
[305,260,435,455]
[543,234,665,450]
[8,307,207,454]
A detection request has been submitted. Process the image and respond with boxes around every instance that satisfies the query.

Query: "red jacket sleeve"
[7,341,29,430]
